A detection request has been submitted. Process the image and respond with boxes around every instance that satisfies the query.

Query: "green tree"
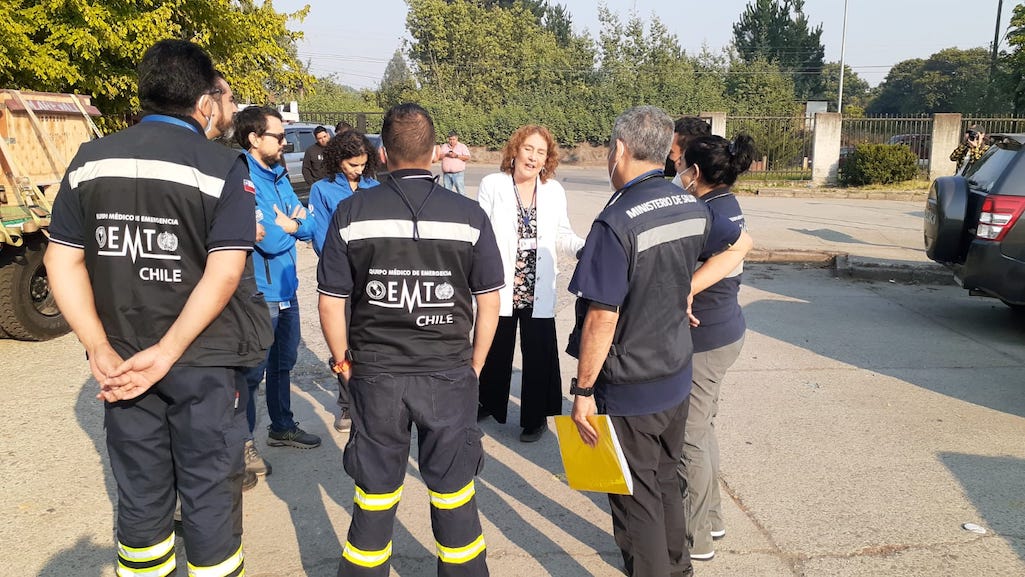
[819,62,871,111]
[299,76,380,114]
[378,49,417,108]
[732,0,825,100]
[0,0,313,128]
[867,48,1001,114]
[1003,3,1025,113]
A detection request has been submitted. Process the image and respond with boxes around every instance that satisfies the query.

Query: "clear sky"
[273,0,1015,89]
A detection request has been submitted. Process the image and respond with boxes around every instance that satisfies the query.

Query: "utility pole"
[838,0,849,114]
[988,0,1004,111]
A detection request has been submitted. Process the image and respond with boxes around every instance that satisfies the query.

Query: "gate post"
[701,112,727,137]
[930,113,962,181]
[812,112,842,186]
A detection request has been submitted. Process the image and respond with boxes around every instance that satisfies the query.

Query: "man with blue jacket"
[235,106,322,479]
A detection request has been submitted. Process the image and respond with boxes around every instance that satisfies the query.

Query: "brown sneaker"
[244,440,272,476]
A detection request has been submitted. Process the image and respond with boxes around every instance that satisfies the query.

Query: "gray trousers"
[678,334,745,555]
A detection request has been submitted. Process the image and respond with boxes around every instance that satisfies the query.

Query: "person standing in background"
[302,125,332,185]
[438,130,471,195]
[476,124,584,442]
[235,106,322,482]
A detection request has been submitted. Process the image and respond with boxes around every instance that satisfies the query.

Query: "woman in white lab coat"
[476,125,584,442]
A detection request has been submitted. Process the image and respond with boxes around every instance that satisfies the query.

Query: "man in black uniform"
[45,39,271,577]
[302,125,332,185]
[567,106,743,577]
[318,103,503,577]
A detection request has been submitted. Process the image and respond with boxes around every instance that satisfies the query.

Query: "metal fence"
[841,115,934,179]
[962,115,1025,135]
[725,116,814,181]
[298,111,385,134]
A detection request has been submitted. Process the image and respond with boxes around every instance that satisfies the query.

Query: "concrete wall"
[930,113,963,181]
[812,113,842,186]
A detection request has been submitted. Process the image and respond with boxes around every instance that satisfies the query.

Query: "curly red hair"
[499,125,560,183]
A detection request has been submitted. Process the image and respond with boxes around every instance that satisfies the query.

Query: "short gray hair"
[611,106,674,165]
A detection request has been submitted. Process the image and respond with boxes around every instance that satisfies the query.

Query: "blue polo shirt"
[692,188,746,352]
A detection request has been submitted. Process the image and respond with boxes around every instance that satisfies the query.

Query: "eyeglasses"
[261,132,286,143]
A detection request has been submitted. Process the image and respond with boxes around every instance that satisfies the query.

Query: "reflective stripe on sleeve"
[187,544,244,577]
[436,534,486,564]
[354,484,403,511]
[342,540,393,568]
[428,480,475,510]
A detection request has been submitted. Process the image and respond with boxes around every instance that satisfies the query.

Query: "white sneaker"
[690,550,715,561]
[710,528,726,540]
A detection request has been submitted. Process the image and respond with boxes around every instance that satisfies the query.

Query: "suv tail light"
[977,195,1025,241]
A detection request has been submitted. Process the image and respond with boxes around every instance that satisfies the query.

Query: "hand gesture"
[572,394,599,447]
[256,222,266,242]
[98,343,178,402]
[272,204,305,234]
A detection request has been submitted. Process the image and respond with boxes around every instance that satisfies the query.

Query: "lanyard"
[140,114,201,134]
[512,175,537,230]
[386,174,439,241]
[605,170,664,208]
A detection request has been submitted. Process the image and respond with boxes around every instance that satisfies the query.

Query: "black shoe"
[519,424,547,443]
[267,422,321,449]
[242,469,258,492]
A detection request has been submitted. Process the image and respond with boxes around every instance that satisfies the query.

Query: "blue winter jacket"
[245,152,314,302]
[308,174,380,256]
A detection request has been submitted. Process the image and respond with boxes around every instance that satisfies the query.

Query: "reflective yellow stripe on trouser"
[437,534,487,565]
[428,480,475,510]
[430,481,486,564]
[354,484,403,512]
[116,533,176,577]
[342,540,394,568]
[187,544,244,577]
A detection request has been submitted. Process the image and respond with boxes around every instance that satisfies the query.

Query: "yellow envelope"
[553,415,634,495]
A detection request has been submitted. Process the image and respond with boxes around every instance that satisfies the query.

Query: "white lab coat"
[477,172,585,318]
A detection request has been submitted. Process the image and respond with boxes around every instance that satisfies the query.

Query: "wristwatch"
[328,355,351,375]
[569,378,594,397]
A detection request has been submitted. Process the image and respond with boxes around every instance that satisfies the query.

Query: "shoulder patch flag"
[243,179,256,194]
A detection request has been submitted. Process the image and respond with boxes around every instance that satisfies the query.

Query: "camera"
[967,129,979,140]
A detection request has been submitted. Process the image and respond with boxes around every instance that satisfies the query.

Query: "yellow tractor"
[0,89,102,340]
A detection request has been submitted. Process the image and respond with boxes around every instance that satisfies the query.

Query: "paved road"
[3,169,1023,576]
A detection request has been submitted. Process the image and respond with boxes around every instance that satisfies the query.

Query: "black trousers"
[477,309,562,428]
[609,398,692,577]
[338,366,488,577]
[105,366,248,576]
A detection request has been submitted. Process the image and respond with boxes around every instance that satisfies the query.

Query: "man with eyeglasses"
[234,106,322,478]
[45,39,271,577]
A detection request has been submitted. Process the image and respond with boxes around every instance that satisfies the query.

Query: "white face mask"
[607,159,619,190]
[671,173,683,188]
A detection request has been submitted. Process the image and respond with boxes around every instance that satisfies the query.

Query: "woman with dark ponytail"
[670,132,755,561]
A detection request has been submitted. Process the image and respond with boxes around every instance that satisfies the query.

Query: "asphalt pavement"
[3,164,1023,577]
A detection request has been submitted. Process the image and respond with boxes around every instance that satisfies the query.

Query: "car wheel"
[924,176,969,264]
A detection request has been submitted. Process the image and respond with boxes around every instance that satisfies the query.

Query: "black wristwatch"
[569,378,594,397]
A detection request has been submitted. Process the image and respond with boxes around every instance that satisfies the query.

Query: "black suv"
[924,134,1025,309]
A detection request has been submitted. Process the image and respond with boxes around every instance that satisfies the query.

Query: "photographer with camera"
[950,124,990,174]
